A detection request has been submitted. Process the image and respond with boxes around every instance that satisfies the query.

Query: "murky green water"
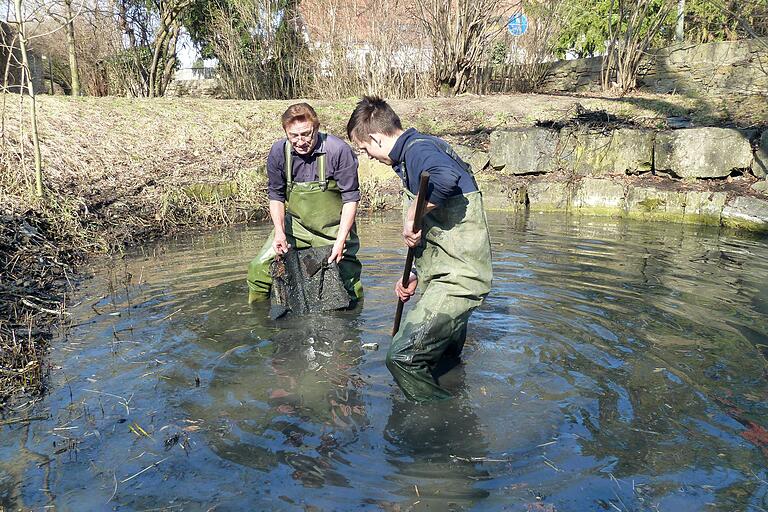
[2,212,768,511]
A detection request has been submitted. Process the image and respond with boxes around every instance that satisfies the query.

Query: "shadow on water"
[164,280,495,509]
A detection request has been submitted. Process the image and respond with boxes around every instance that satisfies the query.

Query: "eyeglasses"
[287,128,314,142]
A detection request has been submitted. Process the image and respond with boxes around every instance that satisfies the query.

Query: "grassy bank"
[0,91,765,408]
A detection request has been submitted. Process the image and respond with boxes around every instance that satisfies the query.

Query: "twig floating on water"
[120,456,170,483]
[83,388,127,402]
[218,344,248,360]
[0,414,48,427]
[83,388,131,415]
[449,454,512,463]
[629,427,660,435]
[107,472,118,504]
[542,456,561,472]
[129,422,153,439]
[157,309,182,322]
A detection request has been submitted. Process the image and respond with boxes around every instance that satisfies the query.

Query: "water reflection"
[380,391,490,510]
[177,298,369,490]
[2,213,768,511]
[478,214,768,509]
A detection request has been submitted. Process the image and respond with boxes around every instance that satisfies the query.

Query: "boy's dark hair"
[346,96,402,142]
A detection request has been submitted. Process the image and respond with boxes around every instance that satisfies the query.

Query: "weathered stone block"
[572,178,626,210]
[477,181,525,211]
[560,128,654,175]
[655,128,753,178]
[722,196,768,231]
[752,180,768,194]
[453,144,489,175]
[754,130,768,179]
[490,128,558,174]
[527,181,570,211]
[683,190,727,224]
[539,57,603,93]
[626,187,686,222]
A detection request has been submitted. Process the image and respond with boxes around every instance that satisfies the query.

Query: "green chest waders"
[247,139,363,303]
[385,143,493,402]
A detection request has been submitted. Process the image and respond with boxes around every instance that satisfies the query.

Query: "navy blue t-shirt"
[267,133,360,203]
[388,128,478,206]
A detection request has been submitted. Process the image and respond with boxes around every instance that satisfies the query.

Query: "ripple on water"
[1,212,767,511]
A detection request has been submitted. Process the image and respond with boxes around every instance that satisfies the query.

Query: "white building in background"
[296,0,433,76]
[173,66,218,81]
[173,29,218,81]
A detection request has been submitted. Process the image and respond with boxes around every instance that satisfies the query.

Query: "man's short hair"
[346,96,402,143]
[281,103,320,130]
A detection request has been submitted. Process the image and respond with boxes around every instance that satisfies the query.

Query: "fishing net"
[269,246,350,319]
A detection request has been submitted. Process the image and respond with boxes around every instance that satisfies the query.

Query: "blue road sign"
[507,13,528,36]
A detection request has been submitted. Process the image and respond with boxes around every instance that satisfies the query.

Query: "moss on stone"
[637,197,666,212]
[721,217,768,232]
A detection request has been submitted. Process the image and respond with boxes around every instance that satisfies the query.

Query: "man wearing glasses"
[247,102,363,304]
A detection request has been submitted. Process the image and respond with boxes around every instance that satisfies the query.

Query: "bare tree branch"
[413,0,514,95]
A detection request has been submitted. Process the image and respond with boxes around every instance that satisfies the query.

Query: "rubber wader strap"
[284,140,293,187]
[319,153,326,189]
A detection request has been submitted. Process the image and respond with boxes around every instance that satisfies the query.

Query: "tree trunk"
[2,32,19,143]
[148,18,169,98]
[64,0,81,96]
[14,0,43,197]
[115,0,136,48]
[159,21,182,96]
[149,2,188,97]
[676,0,685,41]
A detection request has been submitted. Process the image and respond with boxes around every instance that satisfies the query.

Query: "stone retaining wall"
[166,40,766,99]
[478,176,768,231]
[487,126,764,179]
[186,124,768,232]
[464,125,768,231]
[540,38,768,96]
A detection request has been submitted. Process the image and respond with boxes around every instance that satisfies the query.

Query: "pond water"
[2,212,768,511]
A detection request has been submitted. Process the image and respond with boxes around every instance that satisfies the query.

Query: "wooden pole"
[392,171,430,337]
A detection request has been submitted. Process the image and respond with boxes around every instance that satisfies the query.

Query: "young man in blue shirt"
[347,96,493,402]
